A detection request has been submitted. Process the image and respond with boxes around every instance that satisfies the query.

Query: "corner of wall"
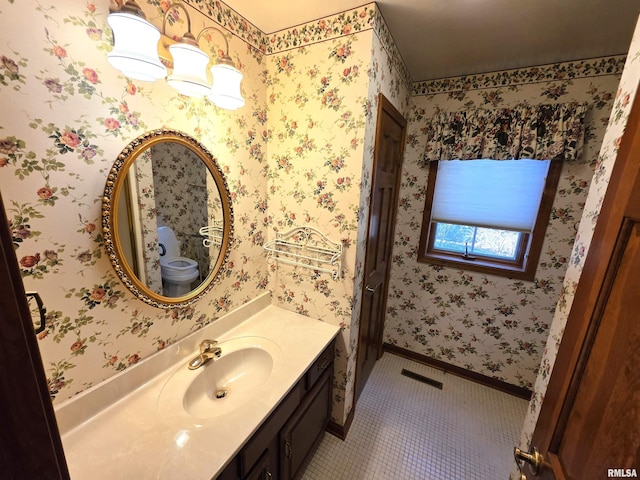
[516,11,640,456]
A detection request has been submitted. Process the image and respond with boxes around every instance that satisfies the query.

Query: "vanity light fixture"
[163,6,211,99]
[107,0,167,82]
[107,0,245,110]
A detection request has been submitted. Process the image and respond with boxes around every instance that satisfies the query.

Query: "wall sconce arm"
[162,2,198,47]
[196,27,232,64]
[109,0,146,17]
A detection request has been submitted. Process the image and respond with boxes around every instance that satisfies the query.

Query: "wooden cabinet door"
[516,85,640,479]
[280,369,331,480]
[244,449,275,480]
[216,457,241,480]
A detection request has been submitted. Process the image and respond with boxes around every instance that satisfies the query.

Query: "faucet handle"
[199,339,218,353]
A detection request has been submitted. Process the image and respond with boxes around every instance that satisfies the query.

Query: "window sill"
[417,251,535,281]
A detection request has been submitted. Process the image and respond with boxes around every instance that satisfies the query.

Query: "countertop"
[56,294,340,480]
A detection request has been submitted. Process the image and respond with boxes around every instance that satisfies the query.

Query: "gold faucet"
[188,339,222,370]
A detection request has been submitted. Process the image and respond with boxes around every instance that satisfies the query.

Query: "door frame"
[354,93,407,400]
[527,87,640,476]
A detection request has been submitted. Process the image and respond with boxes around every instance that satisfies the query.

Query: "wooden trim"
[377,92,408,131]
[354,92,408,402]
[417,159,563,281]
[375,92,407,358]
[524,158,563,278]
[383,343,532,400]
[545,452,569,479]
[418,161,438,260]
[326,404,355,440]
[532,90,640,452]
[0,192,70,479]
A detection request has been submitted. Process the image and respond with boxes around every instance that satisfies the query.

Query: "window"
[417,159,562,280]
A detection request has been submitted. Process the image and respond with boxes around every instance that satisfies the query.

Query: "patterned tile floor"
[300,352,528,480]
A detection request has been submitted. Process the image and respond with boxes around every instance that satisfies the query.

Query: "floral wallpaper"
[385,56,624,392]
[2,1,638,466]
[264,9,410,424]
[0,0,410,428]
[347,31,410,419]
[264,31,372,424]
[1,0,269,402]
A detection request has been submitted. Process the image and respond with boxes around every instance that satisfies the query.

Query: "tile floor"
[300,352,528,480]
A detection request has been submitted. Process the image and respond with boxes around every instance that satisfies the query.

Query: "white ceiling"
[223,0,640,81]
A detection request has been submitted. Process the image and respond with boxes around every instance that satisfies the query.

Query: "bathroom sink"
[157,336,282,423]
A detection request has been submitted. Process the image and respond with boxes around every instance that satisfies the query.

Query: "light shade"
[107,12,167,82]
[167,43,211,98]
[209,63,245,110]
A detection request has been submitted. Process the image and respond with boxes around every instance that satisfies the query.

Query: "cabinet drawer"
[305,340,334,390]
[240,381,303,477]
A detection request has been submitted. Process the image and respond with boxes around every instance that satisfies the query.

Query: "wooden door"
[516,92,640,478]
[0,192,70,479]
[355,94,406,401]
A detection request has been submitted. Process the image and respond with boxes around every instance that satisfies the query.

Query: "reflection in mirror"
[117,143,224,295]
[103,129,233,308]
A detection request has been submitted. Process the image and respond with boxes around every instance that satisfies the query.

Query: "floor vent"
[401,369,443,389]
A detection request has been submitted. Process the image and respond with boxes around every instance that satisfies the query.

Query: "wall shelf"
[199,220,224,247]
[264,226,343,280]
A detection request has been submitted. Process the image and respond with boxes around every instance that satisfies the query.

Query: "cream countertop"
[55,293,340,480]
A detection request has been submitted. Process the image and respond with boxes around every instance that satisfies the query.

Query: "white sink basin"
[158,336,282,424]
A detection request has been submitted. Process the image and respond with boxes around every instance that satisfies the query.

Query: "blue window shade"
[431,159,551,232]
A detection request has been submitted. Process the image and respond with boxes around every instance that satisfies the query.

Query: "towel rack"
[199,220,224,248]
[264,226,343,280]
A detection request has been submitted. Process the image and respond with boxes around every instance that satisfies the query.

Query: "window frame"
[417,159,563,280]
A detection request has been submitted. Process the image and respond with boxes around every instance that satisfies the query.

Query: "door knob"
[514,446,544,478]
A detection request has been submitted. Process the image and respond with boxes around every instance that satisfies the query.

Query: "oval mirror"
[102,129,233,308]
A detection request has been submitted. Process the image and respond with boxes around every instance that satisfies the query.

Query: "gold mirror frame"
[102,129,233,308]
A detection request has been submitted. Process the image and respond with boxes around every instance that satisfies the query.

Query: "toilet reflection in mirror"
[105,129,232,307]
[158,226,199,297]
[117,141,224,297]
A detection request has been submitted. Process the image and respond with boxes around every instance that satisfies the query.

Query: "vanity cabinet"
[243,449,274,480]
[216,340,335,480]
[280,367,331,479]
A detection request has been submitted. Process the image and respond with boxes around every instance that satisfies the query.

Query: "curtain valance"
[421,102,588,163]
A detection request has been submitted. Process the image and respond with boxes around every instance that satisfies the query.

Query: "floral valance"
[421,102,588,163]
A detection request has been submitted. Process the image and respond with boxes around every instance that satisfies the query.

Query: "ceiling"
[223,0,640,82]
